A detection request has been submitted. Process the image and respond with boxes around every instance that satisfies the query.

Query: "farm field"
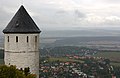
[94,52,120,66]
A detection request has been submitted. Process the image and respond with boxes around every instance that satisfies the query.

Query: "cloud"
[76,14,120,27]
[100,0,120,3]
[0,7,12,28]
[74,10,86,18]
[1,0,120,30]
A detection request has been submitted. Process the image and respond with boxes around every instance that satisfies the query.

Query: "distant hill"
[40,46,98,57]
[41,29,120,37]
[54,36,120,45]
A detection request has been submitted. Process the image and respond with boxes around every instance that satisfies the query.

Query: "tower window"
[16,36,18,42]
[8,36,9,42]
[35,36,37,42]
[27,36,29,43]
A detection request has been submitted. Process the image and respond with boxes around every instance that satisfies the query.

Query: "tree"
[0,65,25,78]
[0,65,36,78]
[24,67,30,76]
[104,59,110,65]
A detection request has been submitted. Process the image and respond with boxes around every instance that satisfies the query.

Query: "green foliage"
[104,59,110,65]
[0,65,25,78]
[0,65,36,78]
[26,74,36,78]
[114,66,120,78]
[24,67,30,76]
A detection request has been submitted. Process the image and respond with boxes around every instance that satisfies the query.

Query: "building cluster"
[40,56,116,78]
[40,61,87,78]
[40,46,98,57]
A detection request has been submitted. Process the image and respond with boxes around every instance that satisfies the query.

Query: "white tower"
[3,5,41,78]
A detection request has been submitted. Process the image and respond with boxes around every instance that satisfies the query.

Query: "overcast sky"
[1,0,120,31]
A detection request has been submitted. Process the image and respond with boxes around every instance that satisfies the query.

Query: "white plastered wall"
[4,33,39,78]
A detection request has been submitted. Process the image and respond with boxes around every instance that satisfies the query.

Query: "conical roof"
[3,5,41,33]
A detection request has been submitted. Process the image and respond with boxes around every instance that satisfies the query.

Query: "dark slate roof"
[3,5,41,33]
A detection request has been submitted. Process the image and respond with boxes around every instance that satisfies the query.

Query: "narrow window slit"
[35,36,37,42]
[8,36,9,42]
[16,36,18,42]
[27,36,29,43]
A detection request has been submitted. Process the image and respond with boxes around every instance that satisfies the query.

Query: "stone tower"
[3,5,41,78]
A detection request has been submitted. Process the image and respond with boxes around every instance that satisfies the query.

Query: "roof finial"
[21,0,24,5]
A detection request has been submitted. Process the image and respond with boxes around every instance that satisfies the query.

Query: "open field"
[48,57,84,63]
[94,52,120,66]
[111,62,120,67]
[48,56,120,66]
[94,52,120,62]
